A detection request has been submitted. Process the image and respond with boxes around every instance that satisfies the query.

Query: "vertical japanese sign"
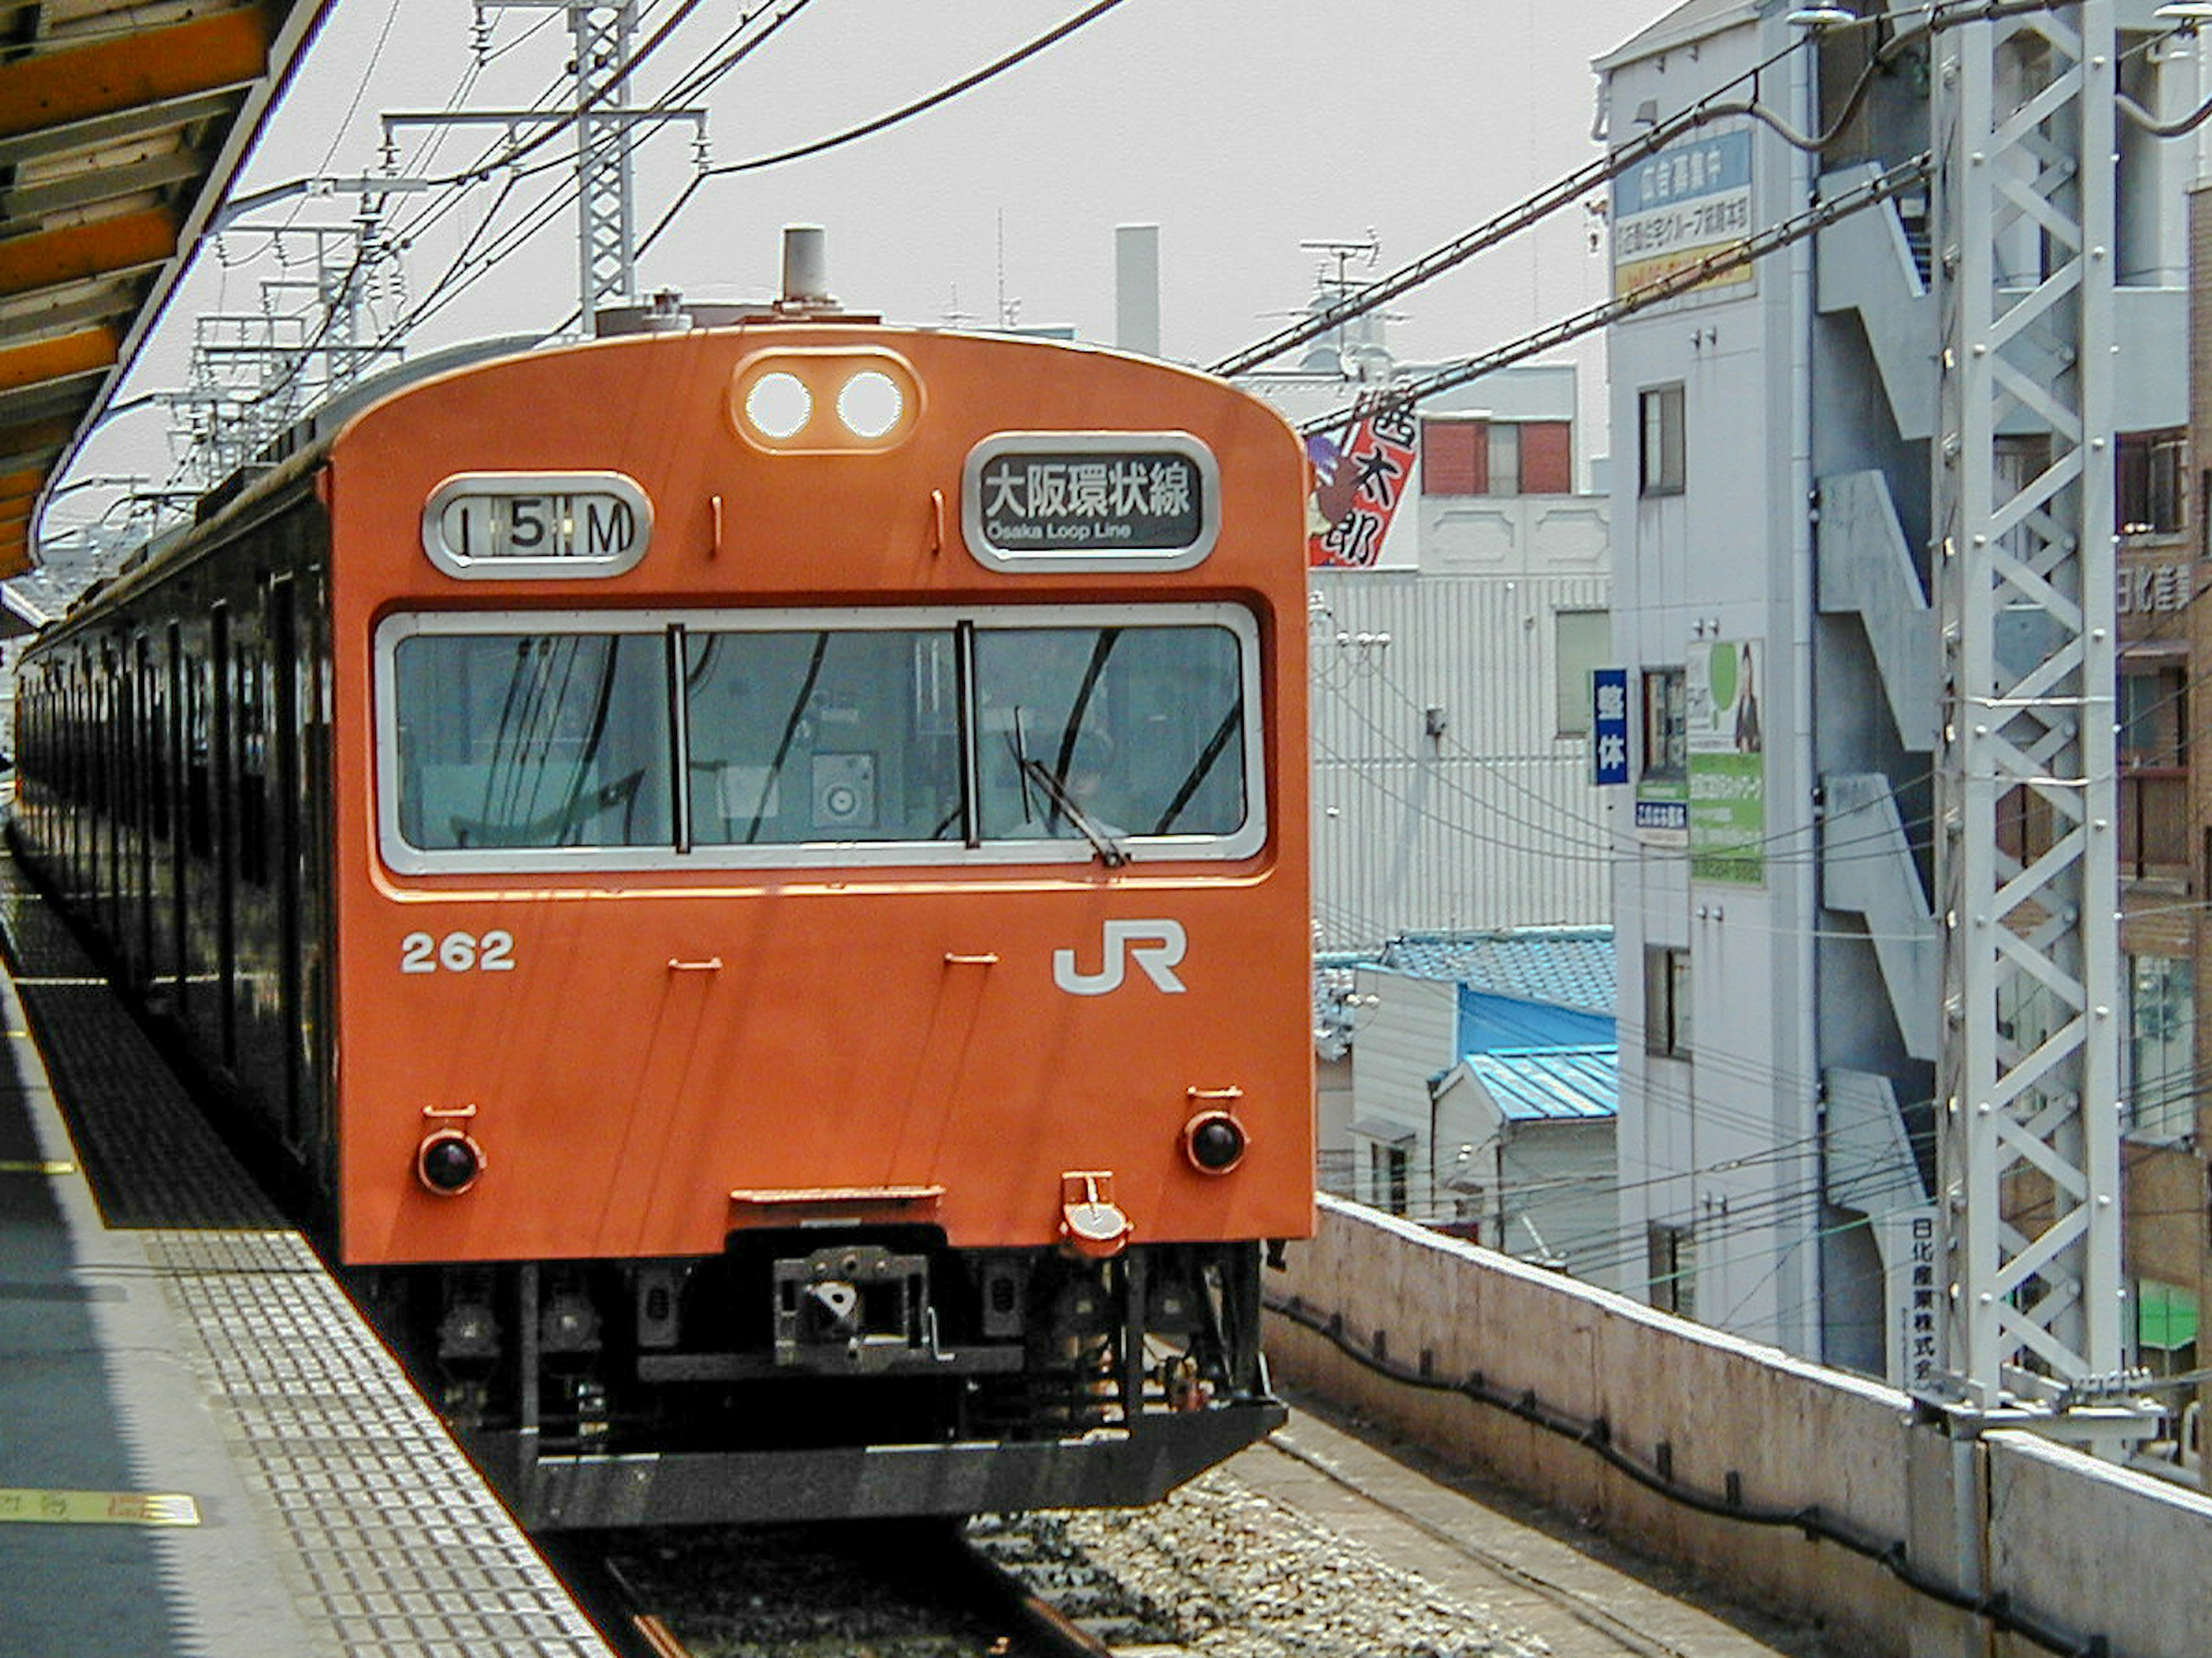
[1592,667,1630,786]
[1611,128,1753,301]
[1308,402,1416,568]
[1880,1206,1942,1391]
[1686,638,1765,885]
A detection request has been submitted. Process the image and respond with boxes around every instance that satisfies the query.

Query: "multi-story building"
[2120,185,2212,1395]
[1247,314,1619,1240]
[1247,350,1614,951]
[1597,0,2192,1378]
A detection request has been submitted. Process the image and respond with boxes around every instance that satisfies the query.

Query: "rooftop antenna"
[1299,233,1380,355]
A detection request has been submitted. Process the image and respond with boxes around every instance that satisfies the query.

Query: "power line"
[1298,155,1931,439]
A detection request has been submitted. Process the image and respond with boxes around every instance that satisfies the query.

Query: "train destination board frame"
[422,471,653,580]
[963,432,1220,571]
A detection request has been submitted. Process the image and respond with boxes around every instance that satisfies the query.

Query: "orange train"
[12,280,1314,1527]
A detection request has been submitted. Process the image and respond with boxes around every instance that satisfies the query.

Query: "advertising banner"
[1879,1205,1942,1392]
[1687,638,1765,885]
[1308,403,1418,568]
[1611,128,1753,302]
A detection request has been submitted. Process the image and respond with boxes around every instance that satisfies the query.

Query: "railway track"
[548,1403,1823,1658]
[555,1516,1187,1658]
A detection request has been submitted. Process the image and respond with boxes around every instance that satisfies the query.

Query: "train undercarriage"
[353,1230,1283,1528]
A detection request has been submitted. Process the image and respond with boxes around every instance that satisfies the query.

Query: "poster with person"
[1686,638,1764,885]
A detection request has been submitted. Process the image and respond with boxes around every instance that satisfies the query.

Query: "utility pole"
[400,1,706,328]
[1929,0,2131,1426]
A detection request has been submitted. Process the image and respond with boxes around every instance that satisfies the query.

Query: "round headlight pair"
[745,369,905,441]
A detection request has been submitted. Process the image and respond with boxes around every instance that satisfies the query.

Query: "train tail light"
[416,1105,486,1195]
[1182,1110,1249,1175]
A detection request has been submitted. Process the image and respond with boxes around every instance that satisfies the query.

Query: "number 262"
[401,930,516,974]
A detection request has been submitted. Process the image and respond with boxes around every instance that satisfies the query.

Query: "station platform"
[0,865,616,1658]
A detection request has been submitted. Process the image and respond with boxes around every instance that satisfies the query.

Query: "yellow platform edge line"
[0,1488,200,1526]
[0,1159,74,1175]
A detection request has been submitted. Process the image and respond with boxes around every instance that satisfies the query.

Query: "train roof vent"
[778,225,838,316]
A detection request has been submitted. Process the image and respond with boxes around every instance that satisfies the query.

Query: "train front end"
[325,317,1314,1526]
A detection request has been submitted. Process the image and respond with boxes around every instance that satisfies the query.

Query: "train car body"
[12,308,1313,1527]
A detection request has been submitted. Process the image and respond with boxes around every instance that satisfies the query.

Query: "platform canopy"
[0,0,328,581]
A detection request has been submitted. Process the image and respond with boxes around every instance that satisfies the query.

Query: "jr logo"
[1052,919,1188,996]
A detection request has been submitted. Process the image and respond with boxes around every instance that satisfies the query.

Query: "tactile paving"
[0,859,612,1658]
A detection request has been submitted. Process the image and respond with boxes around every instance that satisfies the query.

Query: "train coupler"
[772,1244,938,1372]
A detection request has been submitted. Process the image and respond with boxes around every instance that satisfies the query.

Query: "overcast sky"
[59,0,1666,531]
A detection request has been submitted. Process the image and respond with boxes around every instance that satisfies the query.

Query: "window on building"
[1421,417,1574,497]
[1645,945,1692,1059]
[1520,420,1573,494]
[1647,1222,1697,1317]
[1641,666,1687,781]
[1639,384,1685,496]
[1555,611,1611,737]
[1488,421,1522,496]
[1422,417,1485,495]
[2120,665,2187,769]
[2126,955,2195,1141]
[1369,1141,1410,1215]
[2118,430,2186,536]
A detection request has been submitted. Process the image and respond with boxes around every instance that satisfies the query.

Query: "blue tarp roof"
[1457,987,1614,1056]
[1461,1045,1619,1122]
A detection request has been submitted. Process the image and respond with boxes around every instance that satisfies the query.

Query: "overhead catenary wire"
[1298,155,1932,440]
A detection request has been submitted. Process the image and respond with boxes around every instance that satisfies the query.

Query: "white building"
[1318,929,1620,1287]
[1597,0,2190,1374]
[1244,348,1614,953]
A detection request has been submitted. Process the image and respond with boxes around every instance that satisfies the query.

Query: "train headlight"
[729,350,921,453]
[416,1128,486,1195]
[1182,1110,1249,1175]
[836,370,904,438]
[744,372,813,439]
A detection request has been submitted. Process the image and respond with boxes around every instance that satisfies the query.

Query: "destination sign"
[422,472,653,579]
[963,433,1219,571]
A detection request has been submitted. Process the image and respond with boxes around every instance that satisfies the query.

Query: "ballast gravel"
[1043,1465,1550,1658]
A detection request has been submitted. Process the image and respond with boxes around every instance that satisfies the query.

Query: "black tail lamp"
[1182,1109,1249,1175]
[416,1104,486,1196]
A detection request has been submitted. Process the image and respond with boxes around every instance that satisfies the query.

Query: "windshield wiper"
[1020,756,1130,868]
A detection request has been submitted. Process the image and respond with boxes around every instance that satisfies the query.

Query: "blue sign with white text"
[1592,666,1630,786]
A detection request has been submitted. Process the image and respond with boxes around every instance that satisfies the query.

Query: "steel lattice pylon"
[572,0,637,317]
[1929,0,2124,1407]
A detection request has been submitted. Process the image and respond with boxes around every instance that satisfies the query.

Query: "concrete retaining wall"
[1263,1196,2212,1658]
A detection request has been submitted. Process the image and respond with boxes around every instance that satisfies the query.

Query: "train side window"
[237,647,270,887]
[391,631,673,850]
[184,657,213,860]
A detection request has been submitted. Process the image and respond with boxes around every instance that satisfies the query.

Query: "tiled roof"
[1378,928,1615,1016]
[1461,1045,1618,1122]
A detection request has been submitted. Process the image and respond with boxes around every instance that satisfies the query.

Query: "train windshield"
[390,631,673,851]
[972,625,1245,843]
[378,605,1264,872]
